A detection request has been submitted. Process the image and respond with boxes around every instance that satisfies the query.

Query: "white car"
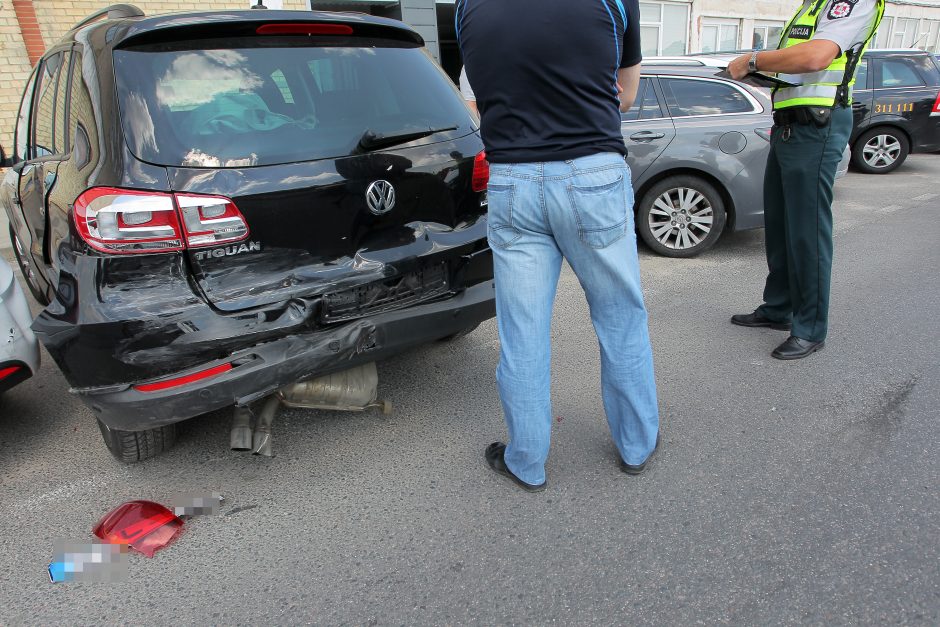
[0,256,39,394]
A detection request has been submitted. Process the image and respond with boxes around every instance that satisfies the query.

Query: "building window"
[701,19,740,53]
[891,17,919,48]
[875,16,894,48]
[640,2,690,56]
[918,20,940,52]
[752,21,784,51]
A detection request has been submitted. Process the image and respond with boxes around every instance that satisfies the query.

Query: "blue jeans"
[487,152,660,485]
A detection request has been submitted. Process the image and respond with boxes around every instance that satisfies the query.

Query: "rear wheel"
[852,127,909,174]
[9,226,50,305]
[97,419,178,463]
[637,175,726,258]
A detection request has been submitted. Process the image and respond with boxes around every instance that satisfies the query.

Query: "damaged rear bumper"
[76,280,494,432]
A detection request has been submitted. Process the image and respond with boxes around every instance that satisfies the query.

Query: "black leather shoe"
[485,442,546,492]
[771,336,825,360]
[620,433,660,475]
[731,311,791,331]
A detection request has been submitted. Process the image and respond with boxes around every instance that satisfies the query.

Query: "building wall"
[691,0,792,52]
[400,0,438,59]
[640,0,940,56]
[0,2,36,155]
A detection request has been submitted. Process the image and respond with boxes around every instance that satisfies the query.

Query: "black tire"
[97,419,178,463]
[9,225,50,305]
[851,127,910,174]
[438,323,480,341]
[637,175,726,258]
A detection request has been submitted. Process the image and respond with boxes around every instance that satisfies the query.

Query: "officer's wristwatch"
[748,51,759,73]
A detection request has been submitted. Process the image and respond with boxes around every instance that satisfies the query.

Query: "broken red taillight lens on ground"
[92,500,183,558]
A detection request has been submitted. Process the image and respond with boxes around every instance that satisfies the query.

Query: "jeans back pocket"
[567,172,628,249]
[486,183,522,249]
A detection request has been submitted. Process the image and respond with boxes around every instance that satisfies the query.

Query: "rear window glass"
[879,59,925,88]
[661,78,754,117]
[854,59,868,90]
[621,78,664,122]
[113,39,472,167]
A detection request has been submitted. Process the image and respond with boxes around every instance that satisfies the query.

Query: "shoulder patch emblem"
[828,1,854,19]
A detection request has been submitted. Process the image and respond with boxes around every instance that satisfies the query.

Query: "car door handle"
[630,131,665,142]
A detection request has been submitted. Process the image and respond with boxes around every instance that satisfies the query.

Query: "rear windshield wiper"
[356,125,459,152]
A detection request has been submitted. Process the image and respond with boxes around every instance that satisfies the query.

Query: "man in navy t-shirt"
[457,0,661,491]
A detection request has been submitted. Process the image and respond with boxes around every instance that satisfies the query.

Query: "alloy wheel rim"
[862,134,901,169]
[647,187,713,250]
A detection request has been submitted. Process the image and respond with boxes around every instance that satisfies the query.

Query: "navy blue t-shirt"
[456,0,642,164]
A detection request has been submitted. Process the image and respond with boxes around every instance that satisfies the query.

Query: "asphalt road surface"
[1,156,938,625]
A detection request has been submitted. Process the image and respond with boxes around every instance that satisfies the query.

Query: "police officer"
[728,0,884,360]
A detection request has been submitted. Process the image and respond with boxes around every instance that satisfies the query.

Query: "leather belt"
[772,106,833,127]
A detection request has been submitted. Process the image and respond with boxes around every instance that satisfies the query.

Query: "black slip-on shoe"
[484,442,546,492]
[771,336,825,360]
[731,311,792,331]
[620,433,660,476]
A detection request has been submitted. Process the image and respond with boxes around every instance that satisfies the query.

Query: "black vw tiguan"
[1,6,494,461]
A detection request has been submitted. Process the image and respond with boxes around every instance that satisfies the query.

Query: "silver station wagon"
[625,63,849,257]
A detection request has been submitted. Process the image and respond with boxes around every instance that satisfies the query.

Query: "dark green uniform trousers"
[756,105,853,343]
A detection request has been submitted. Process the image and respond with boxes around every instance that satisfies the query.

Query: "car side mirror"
[0,145,14,168]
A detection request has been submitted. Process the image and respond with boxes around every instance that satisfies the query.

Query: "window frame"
[874,16,894,49]
[854,57,871,91]
[30,51,64,160]
[891,17,919,49]
[639,1,690,56]
[752,21,785,51]
[53,49,75,156]
[700,18,741,54]
[13,66,40,163]
[874,57,928,90]
[621,77,668,122]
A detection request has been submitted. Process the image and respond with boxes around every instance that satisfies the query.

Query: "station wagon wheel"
[852,127,910,174]
[637,175,726,258]
[8,226,50,305]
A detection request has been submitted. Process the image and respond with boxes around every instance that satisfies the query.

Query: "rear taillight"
[931,92,940,116]
[176,195,249,247]
[755,127,772,142]
[0,365,21,380]
[74,188,184,254]
[73,188,249,255]
[472,151,489,192]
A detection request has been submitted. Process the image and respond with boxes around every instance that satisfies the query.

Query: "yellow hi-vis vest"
[773,0,885,110]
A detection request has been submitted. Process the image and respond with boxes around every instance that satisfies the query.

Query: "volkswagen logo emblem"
[365,180,396,215]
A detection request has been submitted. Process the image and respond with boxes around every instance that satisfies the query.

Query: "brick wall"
[0,2,37,154]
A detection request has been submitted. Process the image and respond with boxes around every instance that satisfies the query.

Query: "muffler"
[278,361,392,414]
[229,362,392,458]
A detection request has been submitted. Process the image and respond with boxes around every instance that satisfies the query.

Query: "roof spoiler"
[74,4,145,30]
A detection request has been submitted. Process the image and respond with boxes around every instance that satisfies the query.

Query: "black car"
[850,48,940,173]
[1,6,494,461]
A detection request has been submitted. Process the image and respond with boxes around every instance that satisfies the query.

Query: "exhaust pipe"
[230,406,253,451]
[251,395,280,457]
